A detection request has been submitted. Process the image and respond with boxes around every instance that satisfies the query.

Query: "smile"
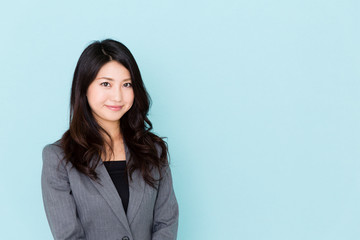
[105,105,123,111]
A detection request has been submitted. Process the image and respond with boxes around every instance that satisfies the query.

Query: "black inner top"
[103,160,129,214]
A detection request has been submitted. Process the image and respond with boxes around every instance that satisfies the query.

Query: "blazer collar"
[89,140,145,229]
[124,141,146,225]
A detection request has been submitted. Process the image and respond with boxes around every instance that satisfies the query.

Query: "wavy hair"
[59,39,169,188]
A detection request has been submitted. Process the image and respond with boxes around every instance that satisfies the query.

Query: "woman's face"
[86,60,134,128]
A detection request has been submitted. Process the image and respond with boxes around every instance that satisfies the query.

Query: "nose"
[111,87,122,101]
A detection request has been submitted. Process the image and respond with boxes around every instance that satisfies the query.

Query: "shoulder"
[42,139,62,154]
[153,142,172,176]
[154,142,162,157]
[42,139,65,166]
[41,139,71,184]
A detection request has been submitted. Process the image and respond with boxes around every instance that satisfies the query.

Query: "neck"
[98,121,122,142]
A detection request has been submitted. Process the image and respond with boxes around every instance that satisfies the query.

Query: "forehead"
[96,61,131,79]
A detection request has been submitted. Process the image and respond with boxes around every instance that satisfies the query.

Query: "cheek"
[87,91,106,108]
[127,90,135,103]
[128,95,135,108]
[123,91,134,110]
[123,90,134,103]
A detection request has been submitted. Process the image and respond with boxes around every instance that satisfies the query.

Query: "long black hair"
[59,39,169,188]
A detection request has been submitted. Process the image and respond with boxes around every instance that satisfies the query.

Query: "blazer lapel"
[89,156,131,233]
[124,141,145,225]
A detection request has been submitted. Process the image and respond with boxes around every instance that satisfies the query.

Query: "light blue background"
[0,0,359,239]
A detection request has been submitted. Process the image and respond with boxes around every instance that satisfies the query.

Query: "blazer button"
[122,237,130,240]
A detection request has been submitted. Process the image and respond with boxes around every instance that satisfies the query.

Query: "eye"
[124,82,132,88]
[100,82,110,87]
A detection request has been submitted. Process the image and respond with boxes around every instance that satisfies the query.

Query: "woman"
[41,39,179,240]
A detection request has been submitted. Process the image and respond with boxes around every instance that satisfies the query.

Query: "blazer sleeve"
[41,144,86,240]
[151,159,179,239]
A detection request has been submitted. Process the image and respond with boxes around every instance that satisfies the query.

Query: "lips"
[105,105,123,111]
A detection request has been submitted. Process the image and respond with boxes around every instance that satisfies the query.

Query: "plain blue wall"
[0,0,359,239]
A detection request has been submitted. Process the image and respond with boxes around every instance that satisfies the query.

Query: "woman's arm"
[152,162,179,240]
[41,144,86,240]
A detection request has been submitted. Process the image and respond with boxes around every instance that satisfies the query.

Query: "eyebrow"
[96,77,132,82]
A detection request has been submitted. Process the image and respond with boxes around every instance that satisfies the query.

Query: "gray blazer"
[41,140,179,240]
